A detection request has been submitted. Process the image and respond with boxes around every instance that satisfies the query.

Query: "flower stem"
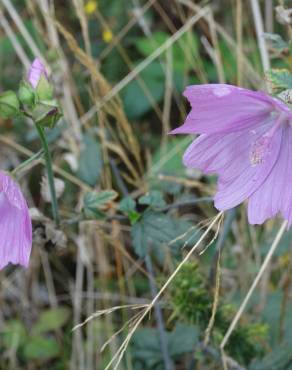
[35,123,60,226]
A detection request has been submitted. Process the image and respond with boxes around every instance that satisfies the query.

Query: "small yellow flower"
[102,29,113,43]
[84,0,97,15]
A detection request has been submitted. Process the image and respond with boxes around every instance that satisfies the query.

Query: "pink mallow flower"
[27,57,48,88]
[171,84,292,225]
[0,171,32,269]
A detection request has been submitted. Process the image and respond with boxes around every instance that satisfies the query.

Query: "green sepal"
[32,100,62,129]
[0,91,20,118]
[36,74,53,101]
[18,81,36,107]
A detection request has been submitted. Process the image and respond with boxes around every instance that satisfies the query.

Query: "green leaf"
[83,190,117,219]
[32,307,70,335]
[3,320,27,348]
[119,197,136,214]
[23,336,60,360]
[131,211,198,258]
[119,197,140,224]
[168,324,198,357]
[150,137,192,177]
[265,68,292,92]
[0,91,20,118]
[77,134,103,186]
[132,323,199,368]
[138,190,166,209]
[136,31,199,73]
[136,31,169,56]
[249,344,292,370]
[121,62,165,119]
[263,33,289,51]
[132,328,163,368]
[84,190,117,209]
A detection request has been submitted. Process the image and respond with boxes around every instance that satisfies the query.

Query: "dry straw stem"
[178,0,261,87]
[80,6,210,124]
[204,248,221,346]
[249,0,270,73]
[99,0,157,60]
[0,8,30,68]
[220,219,288,369]
[55,22,142,174]
[72,304,148,332]
[1,0,44,61]
[104,211,224,370]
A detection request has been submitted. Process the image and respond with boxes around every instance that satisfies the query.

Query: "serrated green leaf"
[84,190,117,210]
[263,33,289,51]
[119,197,140,224]
[138,190,166,208]
[23,336,60,360]
[32,307,70,335]
[265,69,292,92]
[84,190,117,219]
[131,211,199,258]
[119,197,137,214]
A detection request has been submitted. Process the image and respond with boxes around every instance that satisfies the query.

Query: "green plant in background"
[1,307,70,366]
[170,262,268,366]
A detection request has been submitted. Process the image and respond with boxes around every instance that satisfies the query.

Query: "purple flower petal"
[170,84,291,135]
[248,122,292,225]
[171,83,292,225]
[27,57,48,88]
[0,172,32,269]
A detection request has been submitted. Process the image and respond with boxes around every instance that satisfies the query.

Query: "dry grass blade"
[80,6,210,124]
[55,21,142,172]
[104,211,224,370]
[72,304,148,331]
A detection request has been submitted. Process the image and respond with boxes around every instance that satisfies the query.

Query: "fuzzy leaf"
[23,337,60,360]
[32,307,70,335]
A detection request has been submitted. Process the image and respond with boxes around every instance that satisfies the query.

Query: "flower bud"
[27,58,48,88]
[0,91,20,118]
[28,58,53,101]
[32,100,62,129]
